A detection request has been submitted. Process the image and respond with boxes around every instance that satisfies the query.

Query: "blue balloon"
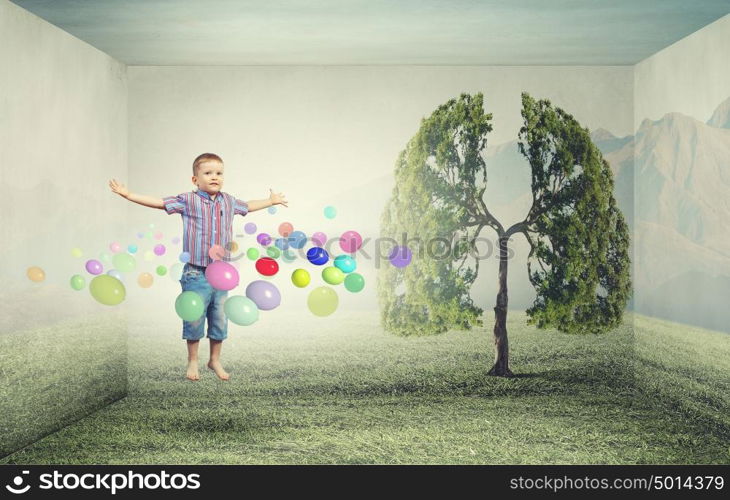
[306,247,329,266]
[334,255,356,273]
[288,231,307,249]
[267,206,277,215]
[127,244,138,254]
[275,237,290,250]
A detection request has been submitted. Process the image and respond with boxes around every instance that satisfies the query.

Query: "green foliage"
[519,93,632,333]
[378,94,491,336]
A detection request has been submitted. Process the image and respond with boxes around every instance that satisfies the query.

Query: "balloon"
[179,252,191,263]
[266,246,281,259]
[224,296,259,326]
[154,231,163,240]
[274,237,290,251]
[112,252,136,272]
[70,274,85,291]
[127,244,138,254]
[255,257,279,277]
[281,250,297,263]
[267,206,277,214]
[311,232,327,247]
[344,273,365,293]
[89,275,126,306]
[169,263,184,281]
[137,232,144,239]
[278,222,293,237]
[288,231,307,249]
[244,223,257,234]
[339,230,363,253]
[306,247,329,265]
[156,265,167,276]
[205,260,240,291]
[171,236,181,245]
[137,272,154,288]
[307,286,338,316]
[26,266,45,282]
[71,247,83,258]
[291,269,311,288]
[85,259,103,275]
[324,206,337,219]
[209,245,225,261]
[154,244,166,256]
[106,269,124,282]
[389,246,412,268]
[226,241,239,253]
[334,255,356,273]
[257,233,272,246]
[110,242,122,253]
[322,266,345,285]
[144,250,155,261]
[175,291,205,321]
[145,231,153,240]
[99,252,112,264]
[245,280,281,311]
[148,223,155,230]
[244,248,258,260]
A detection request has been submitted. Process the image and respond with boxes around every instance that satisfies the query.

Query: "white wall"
[0,0,128,456]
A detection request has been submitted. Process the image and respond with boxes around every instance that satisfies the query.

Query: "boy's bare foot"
[186,360,200,381]
[207,360,230,381]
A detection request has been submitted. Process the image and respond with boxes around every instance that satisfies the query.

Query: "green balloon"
[307,286,339,317]
[70,274,86,291]
[247,247,260,260]
[266,246,281,259]
[175,291,205,322]
[112,252,136,273]
[89,275,126,306]
[344,273,365,293]
[322,266,345,285]
[156,265,167,276]
[224,295,259,326]
[282,250,297,263]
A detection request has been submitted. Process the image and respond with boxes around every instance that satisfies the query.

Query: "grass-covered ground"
[1,309,728,464]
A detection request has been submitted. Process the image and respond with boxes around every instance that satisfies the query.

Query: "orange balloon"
[137,272,154,288]
[26,266,46,282]
[278,222,293,237]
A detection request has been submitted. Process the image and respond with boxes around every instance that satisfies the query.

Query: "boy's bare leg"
[186,340,200,381]
[207,339,230,381]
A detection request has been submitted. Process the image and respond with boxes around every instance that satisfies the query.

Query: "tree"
[377,92,631,376]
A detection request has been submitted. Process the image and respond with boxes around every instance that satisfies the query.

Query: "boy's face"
[192,160,224,195]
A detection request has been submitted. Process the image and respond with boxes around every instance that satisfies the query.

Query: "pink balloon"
[311,231,327,247]
[205,260,239,291]
[109,242,121,253]
[209,245,225,261]
[339,231,362,253]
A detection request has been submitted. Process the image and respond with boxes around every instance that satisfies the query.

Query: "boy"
[109,152,287,381]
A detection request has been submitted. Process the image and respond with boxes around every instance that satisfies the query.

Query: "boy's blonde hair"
[193,153,223,175]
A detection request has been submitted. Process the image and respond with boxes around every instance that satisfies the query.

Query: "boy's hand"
[109,179,130,199]
[269,188,288,207]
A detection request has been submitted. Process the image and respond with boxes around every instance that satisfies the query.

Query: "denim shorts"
[179,263,228,341]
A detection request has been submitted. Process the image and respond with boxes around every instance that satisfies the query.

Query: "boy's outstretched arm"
[246,188,288,212]
[109,179,165,209]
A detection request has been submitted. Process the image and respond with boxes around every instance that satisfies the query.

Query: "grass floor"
[1,310,728,464]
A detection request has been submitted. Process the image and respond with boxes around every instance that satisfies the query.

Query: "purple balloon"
[389,246,412,268]
[154,244,166,256]
[256,233,272,246]
[244,222,257,234]
[311,231,327,247]
[245,280,281,311]
[85,259,104,275]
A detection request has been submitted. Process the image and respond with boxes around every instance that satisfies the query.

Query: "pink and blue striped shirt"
[163,190,248,267]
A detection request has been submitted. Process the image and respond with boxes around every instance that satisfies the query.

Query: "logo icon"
[5,471,31,494]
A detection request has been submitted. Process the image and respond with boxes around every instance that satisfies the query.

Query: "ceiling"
[11,0,730,66]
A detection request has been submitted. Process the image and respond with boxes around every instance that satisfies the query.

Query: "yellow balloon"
[307,286,338,317]
[71,247,83,258]
[137,272,154,288]
[291,268,311,288]
[89,275,126,306]
[26,266,46,282]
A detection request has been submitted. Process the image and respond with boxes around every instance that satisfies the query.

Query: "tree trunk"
[488,236,514,377]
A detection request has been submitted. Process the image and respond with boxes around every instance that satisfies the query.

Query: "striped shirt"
[163,190,248,267]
